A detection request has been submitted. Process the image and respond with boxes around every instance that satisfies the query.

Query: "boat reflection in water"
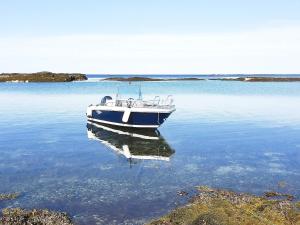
[87,122,175,162]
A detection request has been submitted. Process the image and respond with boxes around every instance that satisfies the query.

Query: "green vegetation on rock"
[148,186,300,225]
[0,71,87,82]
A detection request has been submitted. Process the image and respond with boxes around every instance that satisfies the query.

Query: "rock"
[278,181,287,188]
[296,202,300,209]
[264,191,294,201]
[147,186,300,225]
[0,193,20,201]
[191,212,225,225]
[177,191,189,196]
[0,208,74,225]
[264,191,281,198]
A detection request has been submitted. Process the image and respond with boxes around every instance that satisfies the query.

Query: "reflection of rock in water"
[86,122,175,162]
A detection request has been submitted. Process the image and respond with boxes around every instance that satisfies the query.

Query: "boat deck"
[98,99,175,110]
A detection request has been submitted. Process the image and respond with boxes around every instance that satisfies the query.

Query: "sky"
[0,0,300,74]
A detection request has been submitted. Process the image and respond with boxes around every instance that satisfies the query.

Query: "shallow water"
[0,80,300,224]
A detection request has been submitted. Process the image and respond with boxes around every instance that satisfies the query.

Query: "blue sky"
[1,0,300,73]
[1,0,300,36]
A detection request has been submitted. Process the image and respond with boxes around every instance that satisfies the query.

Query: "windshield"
[116,83,142,100]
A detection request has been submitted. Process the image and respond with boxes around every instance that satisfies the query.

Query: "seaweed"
[148,186,300,225]
[0,208,73,225]
[0,193,20,201]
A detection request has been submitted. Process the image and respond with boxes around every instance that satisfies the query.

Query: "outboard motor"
[100,96,112,105]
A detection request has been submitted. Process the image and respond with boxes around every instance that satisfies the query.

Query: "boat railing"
[104,100,115,107]
[110,97,174,109]
[159,95,173,106]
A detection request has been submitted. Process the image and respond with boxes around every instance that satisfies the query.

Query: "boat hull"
[87,108,173,128]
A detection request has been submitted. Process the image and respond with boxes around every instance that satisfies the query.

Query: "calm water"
[1,79,300,224]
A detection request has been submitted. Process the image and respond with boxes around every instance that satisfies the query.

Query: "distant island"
[2,73,300,83]
[103,76,300,82]
[0,72,87,82]
[103,77,203,81]
[211,77,300,82]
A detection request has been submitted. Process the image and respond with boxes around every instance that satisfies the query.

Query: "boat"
[86,85,175,129]
[86,122,175,162]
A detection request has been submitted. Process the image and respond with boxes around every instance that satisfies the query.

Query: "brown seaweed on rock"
[0,193,74,225]
[0,208,73,225]
[0,193,20,201]
[148,186,300,225]
[264,191,294,201]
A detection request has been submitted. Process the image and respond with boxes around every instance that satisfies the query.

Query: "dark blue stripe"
[91,110,171,126]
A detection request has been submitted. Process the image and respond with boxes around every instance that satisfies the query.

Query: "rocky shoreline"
[103,76,300,82]
[0,72,87,82]
[0,192,74,225]
[148,186,300,225]
[1,186,300,224]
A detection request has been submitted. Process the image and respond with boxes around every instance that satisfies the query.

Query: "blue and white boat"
[86,86,175,129]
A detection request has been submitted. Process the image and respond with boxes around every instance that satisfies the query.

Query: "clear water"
[1,79,300,224]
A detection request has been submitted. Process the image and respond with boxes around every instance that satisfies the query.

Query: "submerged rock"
[148,186,300,225]
[177,191,189,196]
[0,208,73,225]
[0,193,20,201]
[264,191,294,201]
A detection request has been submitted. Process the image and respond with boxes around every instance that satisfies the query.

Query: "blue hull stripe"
[91,110,171,126]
